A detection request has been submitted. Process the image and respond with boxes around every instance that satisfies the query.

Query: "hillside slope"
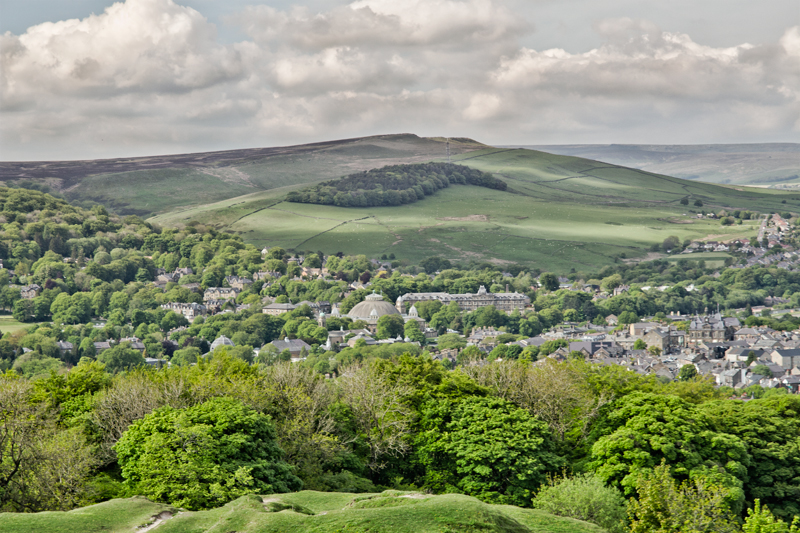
[0,135,485,216]
[518,143,800,186]
[0,491,605,533]
[150,147,795,271]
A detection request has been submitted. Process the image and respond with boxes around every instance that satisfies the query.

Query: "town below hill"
[2,188,799,532]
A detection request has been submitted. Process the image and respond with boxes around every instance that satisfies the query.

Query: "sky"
[0,0,798,161]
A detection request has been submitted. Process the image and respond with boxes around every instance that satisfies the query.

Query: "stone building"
[20,284,41,299]
[203,287,240,301]
[348,292,403,333]
[687,313,739,344]
[396,285,529,313]
[160,302,207,321]
[224,276,253,291]
[263,302,297,316]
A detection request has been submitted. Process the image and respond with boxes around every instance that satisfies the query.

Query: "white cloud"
[480,22,800,140]
[233,0,527,49]
[2,0,242,102]
[0,1,798,160]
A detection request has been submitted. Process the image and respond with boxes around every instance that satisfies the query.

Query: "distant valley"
[515,143,800,186]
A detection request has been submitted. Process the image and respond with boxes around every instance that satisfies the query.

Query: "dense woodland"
[285,162,507,207]
[1,187,799,532]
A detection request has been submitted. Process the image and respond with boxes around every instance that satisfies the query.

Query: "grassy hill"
[4,133,797,270]
[0,135,485,216]
[518,143,800,186]
[0,491,605,533]
[150,146,797,271]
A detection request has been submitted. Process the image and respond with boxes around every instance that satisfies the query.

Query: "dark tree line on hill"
[285,163,507,207]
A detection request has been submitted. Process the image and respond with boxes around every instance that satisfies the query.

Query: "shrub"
[743,499,800,533]
[628,462,739,533]
[532,473,627,533]
[415,396,563,506]
[115,397,302,510]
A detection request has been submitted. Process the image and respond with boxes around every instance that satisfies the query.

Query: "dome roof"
[348,293,400,321]
[210,335,235,351]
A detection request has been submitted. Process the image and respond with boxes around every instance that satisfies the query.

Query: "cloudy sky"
[1,0,798,161]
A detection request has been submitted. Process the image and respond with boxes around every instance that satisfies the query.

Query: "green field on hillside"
[61,135,484,216]
[666,251,734,268]
[0,491,605,533]
[150,147,788,271]
[451,148,796,208]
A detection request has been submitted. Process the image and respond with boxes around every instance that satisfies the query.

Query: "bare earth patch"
[700,234,743,242]
[418,223,445,233]
[660,217,695,224]
[197,167,257,188]
[623,252,664,264]
[437,215,489,222]
[138,511,174,532]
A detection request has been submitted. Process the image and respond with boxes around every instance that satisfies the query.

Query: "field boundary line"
[293,216,373,249]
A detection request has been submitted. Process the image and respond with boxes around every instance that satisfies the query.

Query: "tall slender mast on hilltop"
[446,138,451,163]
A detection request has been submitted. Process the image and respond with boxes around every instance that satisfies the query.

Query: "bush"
[627,462,739,533]
[742,499,800,533]
[115,397,302,510]
[415,396,563,506]
[532,473,627,533]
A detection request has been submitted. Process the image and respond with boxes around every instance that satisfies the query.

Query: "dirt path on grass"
[138,511,176,532]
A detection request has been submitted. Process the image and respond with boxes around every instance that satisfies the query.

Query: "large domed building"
[209,335,235,353]
[347,292,401,331]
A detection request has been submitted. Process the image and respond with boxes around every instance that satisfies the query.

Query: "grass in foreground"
[0,496,175,533]
[0,491,606,533]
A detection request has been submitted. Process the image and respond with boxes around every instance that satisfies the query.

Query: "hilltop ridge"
[0,134,485,216]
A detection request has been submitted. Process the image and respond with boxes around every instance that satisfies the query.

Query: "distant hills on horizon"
[509,143,800,187]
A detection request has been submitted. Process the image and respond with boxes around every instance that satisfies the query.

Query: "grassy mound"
[0,496,176,533]
[0,491,606,533]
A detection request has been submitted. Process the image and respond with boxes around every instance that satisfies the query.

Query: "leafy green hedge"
[285,163,506,207]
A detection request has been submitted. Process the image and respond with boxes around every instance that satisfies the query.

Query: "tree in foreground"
[700,396,800,520]
[532,472,627,533]
[742,500,800,533]
[628,462,739,533]
[0,376,96,512]
[415,396,562,506]
[115,397,301,510]
[590,392,749,513]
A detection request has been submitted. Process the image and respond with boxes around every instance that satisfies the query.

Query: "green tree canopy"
[414,396,562,506]
[589,392,749,513]
[376,314,405,340]
[678,365,698,381]
[700,396,800,520]
[115,397,302,510]
[539,273,559,292]
[96,344,145,374]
